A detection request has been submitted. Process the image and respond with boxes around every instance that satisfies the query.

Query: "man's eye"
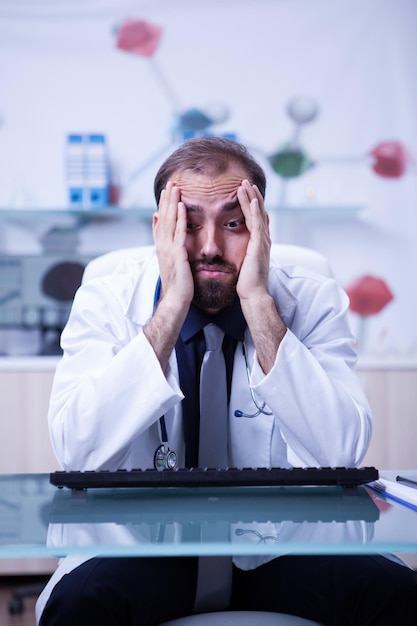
[226,218,245,229]
[186,222,198,231]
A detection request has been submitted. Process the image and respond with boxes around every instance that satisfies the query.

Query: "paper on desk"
[367,478,417,512]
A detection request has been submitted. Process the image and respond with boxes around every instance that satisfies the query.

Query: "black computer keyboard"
[50,466,378,491]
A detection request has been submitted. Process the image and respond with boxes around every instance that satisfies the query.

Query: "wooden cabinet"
[357,365,417,571]
[1,359,416,472]
[0,358,60,473]
[358,366,417,470]
[0,358,60,574]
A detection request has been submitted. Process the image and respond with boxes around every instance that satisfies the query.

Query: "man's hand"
[236,180,271,303]
[236,180,287,374]
[153,181,194,315]
[145,182,193,373]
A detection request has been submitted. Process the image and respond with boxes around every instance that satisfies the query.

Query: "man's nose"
[200,226,223,257]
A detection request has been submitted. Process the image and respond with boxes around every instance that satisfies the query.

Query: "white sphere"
[287,96,319,124]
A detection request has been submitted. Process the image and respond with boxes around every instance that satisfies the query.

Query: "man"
[37,137,417,625]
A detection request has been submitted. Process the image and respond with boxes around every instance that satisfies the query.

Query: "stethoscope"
[234,528,278,544]
[152,277,179,471]
[154,416,178,471]
[234,342,273,419]
[152,278,273,471]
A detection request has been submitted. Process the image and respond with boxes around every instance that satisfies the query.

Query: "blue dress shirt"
[175,299,247,467]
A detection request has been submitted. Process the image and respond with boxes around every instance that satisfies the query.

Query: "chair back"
[82,244,332,283]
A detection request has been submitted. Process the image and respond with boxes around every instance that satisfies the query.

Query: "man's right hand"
[153,181,194,317]
[145,182,193,373]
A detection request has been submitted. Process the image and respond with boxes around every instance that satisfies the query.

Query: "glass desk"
[1,472,417,560]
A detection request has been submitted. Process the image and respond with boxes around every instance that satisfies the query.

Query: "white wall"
[0,0,416,360]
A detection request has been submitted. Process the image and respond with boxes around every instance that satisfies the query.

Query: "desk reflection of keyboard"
[50,466,378,491]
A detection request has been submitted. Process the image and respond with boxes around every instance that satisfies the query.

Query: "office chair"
[8,578,50,615]
[160,612,322,625]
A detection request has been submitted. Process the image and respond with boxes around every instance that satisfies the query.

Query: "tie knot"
[203,324,224,351]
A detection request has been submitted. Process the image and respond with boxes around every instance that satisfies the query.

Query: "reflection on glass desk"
[1,472,417,559]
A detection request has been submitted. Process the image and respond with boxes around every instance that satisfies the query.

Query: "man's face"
[171,164,251,314]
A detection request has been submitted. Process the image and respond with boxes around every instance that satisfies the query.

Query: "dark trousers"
[39,554,417,626]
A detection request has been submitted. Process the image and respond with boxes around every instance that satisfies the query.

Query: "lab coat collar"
[267,264,300,327]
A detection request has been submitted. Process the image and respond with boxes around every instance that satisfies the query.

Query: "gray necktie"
[195,327,232,613]
[198,323,228,469]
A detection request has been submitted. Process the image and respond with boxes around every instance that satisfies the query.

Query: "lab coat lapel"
[125,253,161,326]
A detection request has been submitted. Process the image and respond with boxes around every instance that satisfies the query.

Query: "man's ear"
[152,212,159,236]
[265,211,270,228]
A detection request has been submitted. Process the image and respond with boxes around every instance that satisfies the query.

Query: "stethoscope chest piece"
[154,444,178,471]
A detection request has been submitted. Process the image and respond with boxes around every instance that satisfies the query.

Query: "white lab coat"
[38,250,374,622]
[48,249,372,472]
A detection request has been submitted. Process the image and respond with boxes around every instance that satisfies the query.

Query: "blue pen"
[368,480,417,513]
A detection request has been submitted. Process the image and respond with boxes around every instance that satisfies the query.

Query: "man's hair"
[153,136,266,204]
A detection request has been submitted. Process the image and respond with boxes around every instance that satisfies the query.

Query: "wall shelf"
[0,205,363,219]
[269,205,364,218]
[268,205,364,245]
[0,206,155,221]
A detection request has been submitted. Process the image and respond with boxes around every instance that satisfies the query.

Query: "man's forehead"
[170,166,249,198]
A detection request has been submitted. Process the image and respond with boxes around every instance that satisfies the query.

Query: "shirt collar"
[154,276,247,343]
[180,298,247,343]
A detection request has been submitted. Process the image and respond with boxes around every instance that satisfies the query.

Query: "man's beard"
[191,259,238,312]
[193,277,237,311]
